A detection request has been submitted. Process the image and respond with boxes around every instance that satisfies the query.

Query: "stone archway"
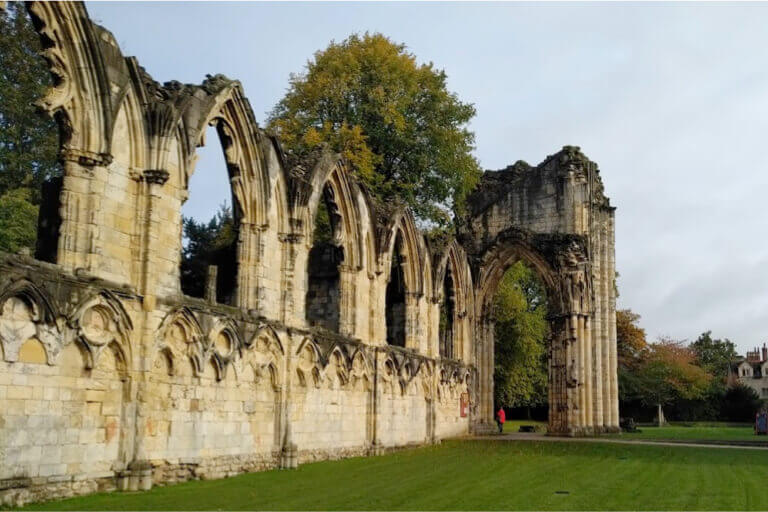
[460,147,618,436]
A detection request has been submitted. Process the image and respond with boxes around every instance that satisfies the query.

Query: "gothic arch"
[0,281,61,365]
[69,291,133,371]
[110,84,147,172]
[0,278,59,325]
[26,2,115,164]
[187,80,270,228]
[301,158,365,269]
[296,157,366,334]
[380,208,429,349]
[474,238,560,319]
[433,240,474,361]
[380,209,427,296]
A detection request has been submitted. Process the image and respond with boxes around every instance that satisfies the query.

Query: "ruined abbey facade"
[0,2,618,506]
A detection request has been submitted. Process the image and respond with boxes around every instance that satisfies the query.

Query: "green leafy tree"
[180,205,238,303]
[690,331,738,380]
[0,2,61,201]
[493,261,549,413]
[0,188,38,253]
[268,32,482,226]
[0,2,61,255]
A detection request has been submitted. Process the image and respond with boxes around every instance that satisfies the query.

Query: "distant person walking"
[496,407,505,434]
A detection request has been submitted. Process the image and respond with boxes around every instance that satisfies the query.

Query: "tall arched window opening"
[305,185,343,332]
[180,123,239,304]
[439,265,456,359]
[386,233,407,347]
[492,259,549,422]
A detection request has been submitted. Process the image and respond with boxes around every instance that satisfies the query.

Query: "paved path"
[471,432,768,450]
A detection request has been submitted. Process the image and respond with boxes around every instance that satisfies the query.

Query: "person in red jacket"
[496,406,506,434]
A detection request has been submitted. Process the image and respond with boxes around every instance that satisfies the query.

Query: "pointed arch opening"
[439,263,456,359]
[386,231,407,347]
[180,123,240,304]
[305,184,344,332]
[490,259,551,427]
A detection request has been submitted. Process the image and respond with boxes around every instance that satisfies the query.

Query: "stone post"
[205,265,218,303]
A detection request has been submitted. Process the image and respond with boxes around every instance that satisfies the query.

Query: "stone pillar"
[138,170,170,310]
[472,314,495,433]
[371,348,385,454]
[235,222,260,309]
[338,265,357,337]
[548,316,570,434]
[601,221,612,431]
[607,212,620,430]
[56,152,110,274]
[279,232,302,326]
[574,313,586,431]
[584,315,593,433]
[592,225,605,431]
[205,265,218,303]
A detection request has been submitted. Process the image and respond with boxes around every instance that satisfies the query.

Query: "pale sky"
[86,1,768,354]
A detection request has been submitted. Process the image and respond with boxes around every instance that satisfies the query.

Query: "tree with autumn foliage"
[615,309,649,408]
[634,338,711,425]
[268,33,482,227]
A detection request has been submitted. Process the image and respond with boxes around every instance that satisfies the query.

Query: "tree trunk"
[656,403,665,426]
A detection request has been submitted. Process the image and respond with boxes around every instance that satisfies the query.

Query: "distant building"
[731,344,768,399]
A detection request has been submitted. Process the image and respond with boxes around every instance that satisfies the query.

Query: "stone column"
[279,232,303,326]
[56,151,110,273]
[584,315,593,433]
[607,212,620,430]
[405,292,421,351]
[574,313,586,431]
[235,222,260,309]
[601,221,612,430]
[472,314,495,433]
[338,265,357,337]
[548,316,570,434]
[138,169,170,311]
[592,224,605,431]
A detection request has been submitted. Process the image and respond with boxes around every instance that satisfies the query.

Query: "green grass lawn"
[619,424,767,443]
[18,440,768,511]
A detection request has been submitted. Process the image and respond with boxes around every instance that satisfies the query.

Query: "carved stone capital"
[61,147,113,168]
[279,233,303,244]
[143,169,170,186]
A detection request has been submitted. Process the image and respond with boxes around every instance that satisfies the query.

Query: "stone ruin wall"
[460,151,618,436]
[0,2,617,507]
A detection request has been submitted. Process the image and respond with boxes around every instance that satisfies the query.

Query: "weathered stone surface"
[0,1,617,507]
